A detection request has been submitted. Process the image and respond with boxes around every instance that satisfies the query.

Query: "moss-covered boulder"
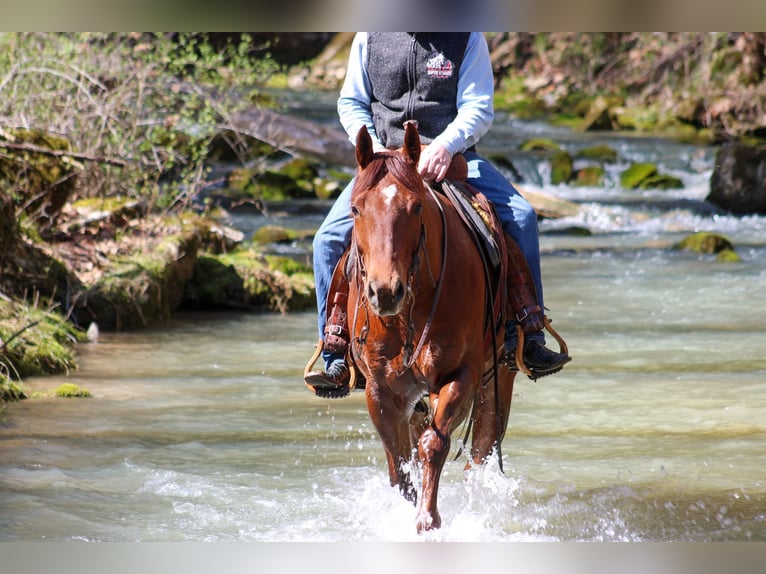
[71,218,201,330]
[619,163,658,188]
[673,232,740,261]
[183,247,314,313]
[574,166,605,186]
[639,174,684,189]
[550,150,574,185]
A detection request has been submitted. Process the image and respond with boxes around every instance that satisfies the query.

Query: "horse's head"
[351,122,427,317]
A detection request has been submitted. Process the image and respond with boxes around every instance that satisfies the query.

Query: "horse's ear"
[402,120,421,165]
[355,125,374,169]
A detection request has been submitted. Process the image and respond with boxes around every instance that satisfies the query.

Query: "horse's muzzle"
[367,278,406,316]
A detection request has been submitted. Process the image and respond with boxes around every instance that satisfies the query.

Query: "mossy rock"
[573,166,605,187]
[620,163,658,188]
[55,383,91,398]
[639,174,684,189]
[576,145,619,163]
[716,248,741,263]
[183,247,315,313]
[519,138,561,152]
[673,232,736,255]
[72,224,200,330]
[550,150,574,185]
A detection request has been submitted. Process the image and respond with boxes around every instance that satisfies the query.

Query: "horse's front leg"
[415,365,477,533]
[366,380,418,503]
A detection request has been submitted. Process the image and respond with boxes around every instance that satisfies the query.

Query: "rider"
[306,32,570,396]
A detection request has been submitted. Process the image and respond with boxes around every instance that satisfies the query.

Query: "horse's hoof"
[416,511,441,533]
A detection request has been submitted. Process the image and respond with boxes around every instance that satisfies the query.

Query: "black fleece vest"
[367,33,470,149]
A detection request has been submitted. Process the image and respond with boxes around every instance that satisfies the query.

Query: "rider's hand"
[417,142,452,183]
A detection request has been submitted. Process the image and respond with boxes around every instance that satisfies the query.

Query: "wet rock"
[550,150,574,185]
[574,166,605,186]
[673,231,740,261]
[620,163,658,188]
[707,142,766,215]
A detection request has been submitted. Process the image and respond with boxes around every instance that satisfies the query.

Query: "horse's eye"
[351,205,360,217]
[413,203,422,216]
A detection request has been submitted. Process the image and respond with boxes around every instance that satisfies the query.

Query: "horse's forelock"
[354,153,424,200]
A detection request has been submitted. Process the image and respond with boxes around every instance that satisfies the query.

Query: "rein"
[402,185,448,370]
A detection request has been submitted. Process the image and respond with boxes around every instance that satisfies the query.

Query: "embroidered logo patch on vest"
[426,51,454,79]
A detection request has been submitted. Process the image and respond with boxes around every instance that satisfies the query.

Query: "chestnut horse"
[347,122,516,532]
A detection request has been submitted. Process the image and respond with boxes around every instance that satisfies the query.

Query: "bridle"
[350,183,448,373]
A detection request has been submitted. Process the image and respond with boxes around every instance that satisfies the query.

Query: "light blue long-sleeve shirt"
[337,32,495,157]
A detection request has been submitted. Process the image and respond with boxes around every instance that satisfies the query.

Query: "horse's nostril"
[395,280,405,302]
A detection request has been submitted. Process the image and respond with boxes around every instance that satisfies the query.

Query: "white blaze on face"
[381,184,398,207]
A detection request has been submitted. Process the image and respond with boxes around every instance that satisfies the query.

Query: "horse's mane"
[354,152,425,196]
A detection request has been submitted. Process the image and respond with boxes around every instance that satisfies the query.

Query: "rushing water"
[1,102,766,542]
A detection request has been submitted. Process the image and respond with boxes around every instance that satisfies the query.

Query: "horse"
[345,122,516,532]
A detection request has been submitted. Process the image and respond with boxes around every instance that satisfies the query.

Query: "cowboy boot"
[304,285,352,398]
[504,238,571,380]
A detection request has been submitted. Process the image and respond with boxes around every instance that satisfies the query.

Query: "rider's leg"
[306,178,355,393]
[464,152,570,377]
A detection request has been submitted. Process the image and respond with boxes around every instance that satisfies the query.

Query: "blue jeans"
[312,151,545,368]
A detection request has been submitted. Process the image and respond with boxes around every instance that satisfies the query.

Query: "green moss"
[716,248,741,263]
[264,255,312,275]
[620,163,658,188]
[55,383,91,398]
[550,151,574,185]
[639,174,684,189]
[674,232,736,255]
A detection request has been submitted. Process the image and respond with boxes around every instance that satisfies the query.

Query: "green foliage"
[0,33,278,210]
[0,298,82,379]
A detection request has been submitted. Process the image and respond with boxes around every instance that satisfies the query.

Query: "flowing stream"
[1,94,765,541]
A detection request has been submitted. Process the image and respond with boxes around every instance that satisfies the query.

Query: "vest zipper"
[405,34,417,123]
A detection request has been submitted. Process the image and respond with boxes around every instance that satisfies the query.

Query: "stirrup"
[508,315,570,379]
[303,339,357,397]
